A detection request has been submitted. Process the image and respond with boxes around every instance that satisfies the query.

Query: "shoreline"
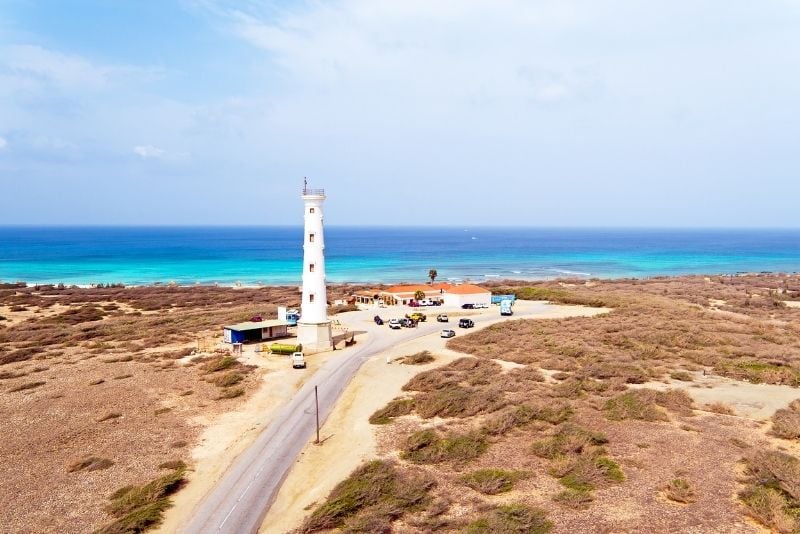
[3,271,800,290]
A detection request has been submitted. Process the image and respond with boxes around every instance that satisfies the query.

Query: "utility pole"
[314,385,320,445]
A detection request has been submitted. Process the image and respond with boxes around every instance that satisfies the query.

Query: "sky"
[0,0,799,227]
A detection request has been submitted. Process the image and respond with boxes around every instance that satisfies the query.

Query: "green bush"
[301,460,434,532]
[369,398,415,425]
[97,467,186,533]
[531,424,608,459]
[402,429,487,464]
[466,503,552,534]
[604,390,668,422]
[460,469,523,495]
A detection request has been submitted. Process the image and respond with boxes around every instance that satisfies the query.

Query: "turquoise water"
[0,226,799,286]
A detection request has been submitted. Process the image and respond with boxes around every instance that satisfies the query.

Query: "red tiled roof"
[444,284,490,295]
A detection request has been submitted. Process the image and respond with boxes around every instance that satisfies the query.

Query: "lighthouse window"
[309,293,315,303]
[309,263,315,272]
[309,233,315,243]
[309,208,315,214]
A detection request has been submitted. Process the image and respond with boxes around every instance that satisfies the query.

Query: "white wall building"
[297,181,333,352]
[441,284,492,308]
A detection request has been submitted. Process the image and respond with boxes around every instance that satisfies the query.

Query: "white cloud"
[0,45,163,92]
[0,137,7,150]
[133,145,190,162]
[133,145,166,159]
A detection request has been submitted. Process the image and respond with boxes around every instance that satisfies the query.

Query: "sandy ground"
[157,340,354,533]
[260,301,609,533]
[785,301,800,309]
[634,372,800,421]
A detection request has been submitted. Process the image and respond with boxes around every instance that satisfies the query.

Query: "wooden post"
[314,385,320,445]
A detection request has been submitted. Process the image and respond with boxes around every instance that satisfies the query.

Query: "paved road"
[182,304,552,534]
[181,310,450,534]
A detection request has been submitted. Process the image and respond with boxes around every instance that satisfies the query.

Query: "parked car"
[458,318,475,328]
[374,315,384,325]
[410,312,427,322]
[400,318,417,328]
[436,313,449,322]
[291,352,306,369]
[441,329,456,338]
[461,303,475,309]
[474,303,489,309]
[388,319,401,329]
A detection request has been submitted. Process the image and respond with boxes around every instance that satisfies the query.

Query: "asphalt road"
[181,310,451,534]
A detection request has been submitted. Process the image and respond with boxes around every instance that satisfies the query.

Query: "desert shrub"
[414,385,506,419]
[300,460,434,533]
[559,456,624,491]
[369,398,415,425]
[465,503,552,534]
[97,467,186,533]
[402,429,487,464]
[208,371,244,388]
[0,370,26,380]
[705,402,735,415]
[604,390,669,422]
[740,486,797,533]
[216,387,244,400]
[68,456,114,472]
[670,371,693,381]
[531,424,608,459]
[401,351,434,365]
[664,478,696,504]
[460,469,523,495]
[8,380,45,392]
[498,286,611,308]
[482,402,572,436]
[0,347,41,365]
[553,488,593,509]
[739,450,800,532]
[158,460,187,470]
[715,360,800,386]
[98,412,122,422]
[202,355,237,373]
[772,400,800,439]
[656,389,694,416]
[102,355,133,363]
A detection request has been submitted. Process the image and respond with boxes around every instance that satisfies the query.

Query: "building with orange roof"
[353,281,490,307]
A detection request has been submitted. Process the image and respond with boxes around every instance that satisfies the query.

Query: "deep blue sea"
[0,227,798,286]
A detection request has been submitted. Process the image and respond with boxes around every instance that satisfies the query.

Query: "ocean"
[0,227,799,286]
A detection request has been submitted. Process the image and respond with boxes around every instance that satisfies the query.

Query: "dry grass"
[97,466,186,534]
[465,503,552,534]
[7,380,45,393]
[400,351,435,365]
[705,402,736,415]
[664,478,696,504]
[67,456,115,473]
[460,468,525,495]
[369,398,415,425]
[739,450,800,532]
[772,400,800,439]
[298,460,434,533]
[401,429,488,465]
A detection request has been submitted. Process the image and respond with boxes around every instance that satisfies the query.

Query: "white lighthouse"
[297,179,333,352]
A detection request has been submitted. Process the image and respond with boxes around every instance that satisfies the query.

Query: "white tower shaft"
[297,183,333,353]
[300,192,328,324]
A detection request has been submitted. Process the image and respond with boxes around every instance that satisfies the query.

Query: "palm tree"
[428,269,438,284]
[414,290,425,301]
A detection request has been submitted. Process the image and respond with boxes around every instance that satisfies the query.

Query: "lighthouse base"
[297,321,333,353]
